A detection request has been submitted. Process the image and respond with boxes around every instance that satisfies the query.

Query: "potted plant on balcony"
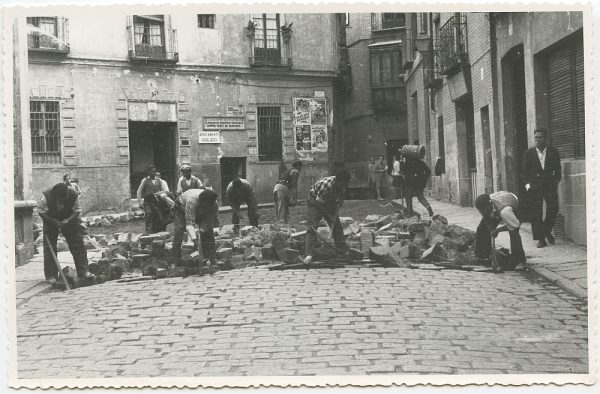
[244,19,258,39]
[280,22,293,42]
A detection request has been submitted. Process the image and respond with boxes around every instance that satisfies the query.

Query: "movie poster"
[293,97,328,153]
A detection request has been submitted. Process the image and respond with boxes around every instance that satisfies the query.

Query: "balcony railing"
[249,36,291,67]
[423,45,443,88]
[26,17,70,54]
[436,14,468,75]
[127,23,178,63]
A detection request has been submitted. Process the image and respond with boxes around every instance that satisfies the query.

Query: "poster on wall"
[293,97,328,153]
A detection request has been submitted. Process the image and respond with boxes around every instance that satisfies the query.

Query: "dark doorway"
[455,95,476,206]
[480,106,494,193]
[128,121,177,197]
[502,45,531,220]
[220,157,246,205]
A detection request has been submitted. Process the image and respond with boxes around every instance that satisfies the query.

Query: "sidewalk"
[407,198,588,299]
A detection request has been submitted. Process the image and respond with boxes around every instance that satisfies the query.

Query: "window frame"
[30,100,62,165]
[381,13,405,29]
[418,13,429,35]
[256,106,283,162]
[252,13,282,64]
[197,14,215,29]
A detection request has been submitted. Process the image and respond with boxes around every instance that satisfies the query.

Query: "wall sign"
[203,116,245,130]
[293,97,328,153]
[198,131,221,144]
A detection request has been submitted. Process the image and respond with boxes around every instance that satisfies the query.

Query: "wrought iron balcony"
[26,17,70,54]
[127,19,178,63]
[249,36,292,67]
[423,44,443,89]
[436,14,468,75]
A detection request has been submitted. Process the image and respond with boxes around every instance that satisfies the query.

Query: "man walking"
[38,183,93,284]
[474,191,526,269]
[374,155,387,201]
[522,128,562,248]
[226,176,260,234]
[171,188,219,265]
[303,170,351,264]
[273,161,303,223]
[402,156,434,217]
[176,164,203,196]
[392,153,402,199]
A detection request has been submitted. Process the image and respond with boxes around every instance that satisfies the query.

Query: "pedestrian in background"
[474,191,525,269]
[374,155,387,201]
[303,169,351,264]
[289,160,302,206]
[137,165,170,233]
[38,182,94,284]
[171,188,219,266]
[226,176,260,234]
[392,153,402,199]
[63,172,81,198]
[522,128,562,248]
[176,164,203,196]
[402,156,434,217]
[367,158,376,200]
[273,161,303,223]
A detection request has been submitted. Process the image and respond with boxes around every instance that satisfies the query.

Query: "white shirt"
[392,160,401,176]
[536,146,547,170]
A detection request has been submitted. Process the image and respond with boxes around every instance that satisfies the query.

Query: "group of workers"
[38,130,560,283]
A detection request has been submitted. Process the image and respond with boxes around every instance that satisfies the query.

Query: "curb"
[527,265,588,300]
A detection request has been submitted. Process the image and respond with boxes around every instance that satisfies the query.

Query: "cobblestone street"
[16,266,588,378]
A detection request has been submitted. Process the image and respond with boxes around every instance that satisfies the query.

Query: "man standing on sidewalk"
[38,183,94,284]
[474,191,526,269]
[374,155,387,201]
[303,170,351,264]
[171,188,219,265]
[226,176,260,234]
[522,128,562,248]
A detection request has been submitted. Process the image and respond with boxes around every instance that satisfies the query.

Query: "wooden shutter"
[546,35,584,159]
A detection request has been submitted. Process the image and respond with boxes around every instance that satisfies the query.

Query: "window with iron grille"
[252,14,282,65]
[27,17,57,49]
[30,101,61,165]
[257,107,282,161]
[198,14,215,29]
[382,13,405,29]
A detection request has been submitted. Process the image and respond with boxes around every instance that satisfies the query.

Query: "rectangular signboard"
[203,116,245,130]
[198,131,221,144]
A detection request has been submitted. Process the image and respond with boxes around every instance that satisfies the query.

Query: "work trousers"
[231,198,259,230]
[289,185,298,206]
[305,197,346,257]
[474,216,525,263]
[43,220,89,279]
[143,204,153,233]
[171,205,216,260]
[273,183,290,223]
[405,185,432,215]
[529,184,559,241]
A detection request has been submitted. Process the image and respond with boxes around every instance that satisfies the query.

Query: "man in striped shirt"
[474,191,526,269]
[303,169,352,264]
[171,188,219,265]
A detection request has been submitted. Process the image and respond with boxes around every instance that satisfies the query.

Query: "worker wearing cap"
[176,164,203,196]
[226,176,260,234]
[303,169,351,264]
[474,191,526,269]
[137,165,170,233]
[171,188,220,264]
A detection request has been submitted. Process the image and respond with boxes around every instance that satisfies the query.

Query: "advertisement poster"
[293,97,328,153]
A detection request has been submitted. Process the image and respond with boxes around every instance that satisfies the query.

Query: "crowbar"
[44,233,70,290]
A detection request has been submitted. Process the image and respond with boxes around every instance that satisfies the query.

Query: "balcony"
[127,16,178,63]
[423,44,443,89]
[249,37,291,68]
[436,14,468,75]
[26,17,70,54]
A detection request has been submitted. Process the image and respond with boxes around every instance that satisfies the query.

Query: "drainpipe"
[488,12,502,192]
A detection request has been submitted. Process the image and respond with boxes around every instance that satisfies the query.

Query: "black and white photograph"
[2,1,596,390]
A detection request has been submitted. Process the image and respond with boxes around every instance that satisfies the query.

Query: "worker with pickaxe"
[474,192,526,272]
[303,169,352,264]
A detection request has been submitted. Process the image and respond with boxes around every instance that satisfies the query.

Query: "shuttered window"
[546,35,585,159]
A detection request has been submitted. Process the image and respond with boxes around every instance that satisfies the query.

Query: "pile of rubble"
[42,205,520,289]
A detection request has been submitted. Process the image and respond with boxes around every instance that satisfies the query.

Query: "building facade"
[23,9,343,211]
[339,13,408,192]
[403,11,585,245]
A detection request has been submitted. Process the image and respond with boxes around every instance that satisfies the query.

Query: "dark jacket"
[402,159,431,190]
[522,145,561,191]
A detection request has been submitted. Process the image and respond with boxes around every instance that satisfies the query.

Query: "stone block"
[396,244,419,259]
[375,215,392,228]
[421,243,445,261]
[375,237,391,248]
[317,226,330,241]
[270,234,287,261]
[348,248,364,260]
[117,233,130,243]
[339,217,355,228]
[349,224,361,234]
[365,215,381,222]
[216,247,234,260]
[261,244,276,260]
[376,223,393,233]
[283,248,300,263]
[240,226,257,236]
[360,230,375,252]
[291,230,306,239]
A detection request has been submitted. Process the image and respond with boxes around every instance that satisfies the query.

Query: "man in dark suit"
[522,128,562,248]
